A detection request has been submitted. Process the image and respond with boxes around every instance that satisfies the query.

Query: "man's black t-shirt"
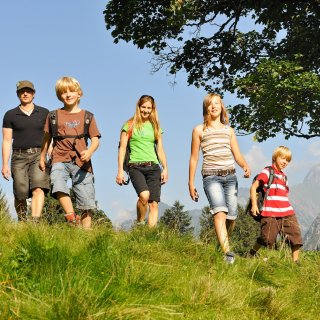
[2,105,49,149]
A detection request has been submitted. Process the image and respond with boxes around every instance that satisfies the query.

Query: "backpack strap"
[49,110,58,138]
[127,119,134,140]
[264,166,275,201]
[266,166,274,187]
[83,111,93,141]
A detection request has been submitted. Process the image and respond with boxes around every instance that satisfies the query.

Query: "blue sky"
[1,1,319,225]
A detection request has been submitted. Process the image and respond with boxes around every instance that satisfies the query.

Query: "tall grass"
[0,219,319,319]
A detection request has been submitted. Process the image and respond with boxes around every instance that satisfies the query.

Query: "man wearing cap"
[2,80,50,221]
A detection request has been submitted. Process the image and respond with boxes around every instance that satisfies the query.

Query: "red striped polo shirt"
[257,165,294,217]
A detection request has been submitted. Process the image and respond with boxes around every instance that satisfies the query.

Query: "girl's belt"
[128,161,157,167]
[202,168,236,177]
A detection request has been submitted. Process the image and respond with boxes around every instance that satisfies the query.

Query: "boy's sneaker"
[64,213,80,226]
[224,251,235,264]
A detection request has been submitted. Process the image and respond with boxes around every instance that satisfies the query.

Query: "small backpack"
[245,166,275,222]
[49,109,93,148]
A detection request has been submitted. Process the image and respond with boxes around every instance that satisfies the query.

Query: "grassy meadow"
[0,213,319,320]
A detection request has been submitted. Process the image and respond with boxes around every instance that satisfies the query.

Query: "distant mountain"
[303,215,320,251]
[303,163,320,184]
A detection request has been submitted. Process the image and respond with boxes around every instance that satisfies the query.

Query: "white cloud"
[110,201,134,225]
[243,145,269,176]
[308,141,320,157]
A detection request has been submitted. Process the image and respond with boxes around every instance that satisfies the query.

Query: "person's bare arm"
[116,131,129,185]
[188,125,202,201]
[80,136,100,162]
[2,128,12,180]
[250,180,260,216]
[230,128,251,178]
[39,132,53,171]
[156,135,168,184]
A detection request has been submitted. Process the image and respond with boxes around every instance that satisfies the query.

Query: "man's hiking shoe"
[224,251,235,264]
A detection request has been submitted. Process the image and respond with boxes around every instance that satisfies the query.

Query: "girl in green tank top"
[116,95,168,228]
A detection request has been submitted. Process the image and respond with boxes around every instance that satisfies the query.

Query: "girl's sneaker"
[224,251,235,264]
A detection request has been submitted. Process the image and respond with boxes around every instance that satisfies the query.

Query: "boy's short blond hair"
[55,76,83,102]
[272,146,292,162]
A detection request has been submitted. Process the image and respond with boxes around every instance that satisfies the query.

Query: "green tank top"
[122,121,162,163]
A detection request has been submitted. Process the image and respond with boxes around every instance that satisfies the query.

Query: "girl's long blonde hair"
[202,93,229,129]
[128,95,161,140]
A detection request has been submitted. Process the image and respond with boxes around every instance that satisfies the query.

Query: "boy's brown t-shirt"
[44,109,101,172]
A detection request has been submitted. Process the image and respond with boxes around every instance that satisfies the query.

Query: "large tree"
[160,200,194,235]
[104,1,320,141]
[232,205,260,255]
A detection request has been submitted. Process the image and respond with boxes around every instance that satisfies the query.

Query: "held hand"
[161,168,168,184]
[1,166,11,181]
[243,166,251,178]
[250,205,260,217]
[80,150,92,162]
[189,185,199,202]
[116,172,126,186]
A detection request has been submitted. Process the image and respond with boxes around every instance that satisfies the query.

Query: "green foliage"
[93,207,113,227]
[0,220,319,319]
[160,200,194,235]
[199,205,260,254]
[0,187,10,222]
[42,192,112,227]
[232,205,260,255]
[42,193,65,224]
[104,1,320,140]
[199,205,215,244]
[231,56,320,141]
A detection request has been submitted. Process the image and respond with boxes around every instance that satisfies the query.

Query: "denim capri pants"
[203,173,238,220]
[50,161,96,210]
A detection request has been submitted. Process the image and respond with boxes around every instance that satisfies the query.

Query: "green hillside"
[0,217,319,319]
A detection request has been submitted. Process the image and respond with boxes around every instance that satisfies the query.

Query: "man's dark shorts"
[257,215,303,248]
[11,150,50,200]
[129,164,161,202]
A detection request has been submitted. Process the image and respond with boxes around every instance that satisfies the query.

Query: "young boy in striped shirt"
[249,146,302,262]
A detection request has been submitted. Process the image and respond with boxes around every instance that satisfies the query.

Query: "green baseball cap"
[16,80,35,92]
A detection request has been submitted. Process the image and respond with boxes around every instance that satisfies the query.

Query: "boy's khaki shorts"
[257,215,303,248]
[50,161,96,210]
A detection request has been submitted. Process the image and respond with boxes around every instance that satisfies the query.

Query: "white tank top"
[200,125,235,176]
